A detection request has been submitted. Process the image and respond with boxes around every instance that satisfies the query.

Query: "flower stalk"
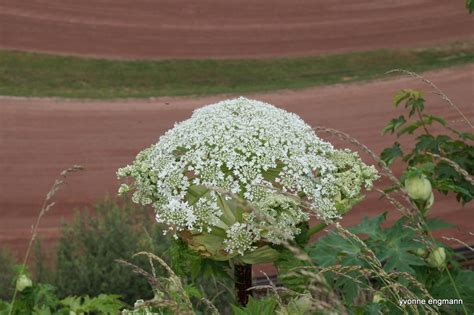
[234,263,252,306]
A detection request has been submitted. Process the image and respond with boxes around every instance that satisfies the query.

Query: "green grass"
[1,42,473,99]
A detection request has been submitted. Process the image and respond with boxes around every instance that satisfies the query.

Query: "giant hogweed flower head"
[118,97,378,261]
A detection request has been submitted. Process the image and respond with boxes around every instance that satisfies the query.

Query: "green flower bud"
[16,274,32,292]
[426,192,434,209]
[118,184,130,195]
[404,175,432,201]
[426,247,446,269]
[415,247,429,258]
[372,292,385,303]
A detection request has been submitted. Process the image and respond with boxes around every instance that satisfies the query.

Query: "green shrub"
[0,278,125,315]
[49,200,169,305]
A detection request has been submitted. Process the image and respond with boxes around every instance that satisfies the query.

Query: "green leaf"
[274,249,312,292]
[60,296,82,311]
[216,194,238,226]
[401,164,435,182]
[262,162,284,182]
[393,89,425,117]
[393,89,412,107]
[380,142,403,166]
[430,269,474,312]
[458,130,474,141]
[382,115,406,135]
[374,219,425,274]
[425,218,456,231]
[184,284,203,299]
[186,185,209,205]
[397,115,446,136]
[231,296,278,315]
[337,275,360,303]
[349,212,387,240]
[308,231,364,267]
[238,246,280,264]
[81,294,124,314]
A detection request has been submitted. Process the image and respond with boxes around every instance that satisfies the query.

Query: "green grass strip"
[0,42,473,99]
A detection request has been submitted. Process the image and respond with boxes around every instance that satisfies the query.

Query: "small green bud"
[405,175,432,201]
[426,247,446,269]
[415,247,429,258]
[16,274,32,292]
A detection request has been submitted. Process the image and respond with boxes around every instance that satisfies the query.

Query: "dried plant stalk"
[8,165,84,315]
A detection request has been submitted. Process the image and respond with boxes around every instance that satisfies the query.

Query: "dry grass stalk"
[332,223,438,314]
[200,297,220,315]
[115,259,162,292]
[442,236,474,252]
[117,252,196,315]
[387,69,473,129]
[8,165,84,315]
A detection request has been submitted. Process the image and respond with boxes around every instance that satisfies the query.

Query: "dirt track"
[1,66,473,256]
[0,0,473,59]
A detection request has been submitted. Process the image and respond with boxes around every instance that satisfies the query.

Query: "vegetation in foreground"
[0,41,473,99]
[0,72,473,314]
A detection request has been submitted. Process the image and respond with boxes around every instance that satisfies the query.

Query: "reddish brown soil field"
[0,0,472,59]
[1,66,473,258]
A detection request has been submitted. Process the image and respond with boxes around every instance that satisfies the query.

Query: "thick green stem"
[234,263,252,306]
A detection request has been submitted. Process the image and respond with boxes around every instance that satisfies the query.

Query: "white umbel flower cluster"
[118,97,378,257]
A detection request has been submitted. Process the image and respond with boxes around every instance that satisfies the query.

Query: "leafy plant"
[48,201,170,305]
[0,279,124,315]
[381,86,473,205]
[231,296,277,315]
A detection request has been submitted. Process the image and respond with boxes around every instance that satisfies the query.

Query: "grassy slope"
[0,42,473,99]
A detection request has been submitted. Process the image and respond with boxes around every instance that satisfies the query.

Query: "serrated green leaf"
[397,115,445,136]
[231,296,278,315]
[430,269,474,312]
[393,89,425,117]
[382,115,406,135]
[308,231,364,267]
[380,142,403,166]
[425,218,456,231]
[374,219,425,274]
[349,212,387,240]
